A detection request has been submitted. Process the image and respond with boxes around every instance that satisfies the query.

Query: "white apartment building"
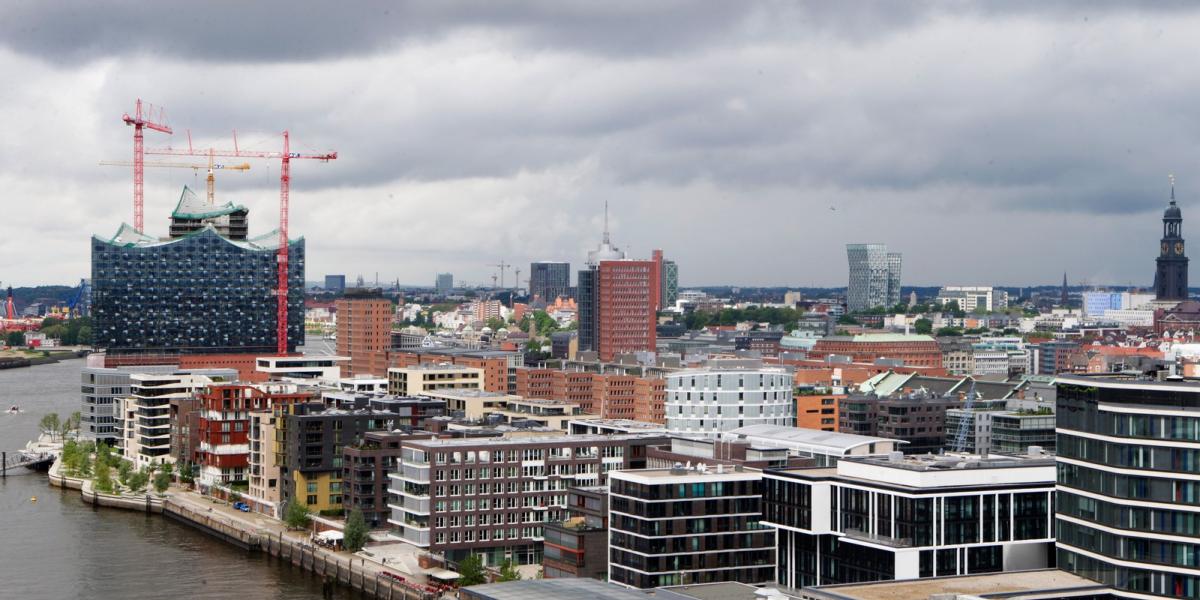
[665,361,796,437]
[118,369,237,470]
[936,286,1009,312]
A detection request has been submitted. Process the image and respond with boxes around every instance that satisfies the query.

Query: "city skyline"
[2,3,1199,287]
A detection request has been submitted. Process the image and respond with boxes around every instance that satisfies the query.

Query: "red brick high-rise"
[336,289,393,378]
[576,205,661,362]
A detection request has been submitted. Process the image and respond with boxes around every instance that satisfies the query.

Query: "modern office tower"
[388,434,664,567]
[664,361,796,437]
[1056,375,1200,598]
[577,209,658,361]
[542,486,611,579]
[846,243,902,311]
[324,274,346,293]
[92,190,305,357]
[1155,188,1189,301]
[661,259,678,308]
[763,452,1056,589]
[336,288,392,378]
[608,465,775,588]
[436,272,454,294]
[530,261,571,301]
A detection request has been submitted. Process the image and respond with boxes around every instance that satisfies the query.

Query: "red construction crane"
[147,132,337,355]
[122,99,173,233]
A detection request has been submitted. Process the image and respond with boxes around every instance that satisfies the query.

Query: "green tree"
[496,559,521,582]
[5,331,25,347]
[836,315,859,325]
[284,501,312,530]
[127,469,149,493]
[457,554,486,586]
[77,325,93,346]
[153,469,171,494]
[95,442,113,469]
[936,326,964,337]
[343,508,369,552]
[39,316,64,330]
[913,318,933,335]
[39,413,61,441]
[117,460,132,487]
[95,461,114,493]
[485,317,507,331]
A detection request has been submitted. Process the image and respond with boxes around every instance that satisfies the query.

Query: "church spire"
[1061,272,1069,306]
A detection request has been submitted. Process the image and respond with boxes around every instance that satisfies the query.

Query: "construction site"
[80,99,337,379]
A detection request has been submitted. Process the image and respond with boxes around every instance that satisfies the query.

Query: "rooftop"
[722,424,901,454]
[612,465,761,482]
[407,433,663,448]
[802,568,1104,600]
[95,222,293,251]
[570,418,668,431]
[462,578,644,600]
[171,185,247,220]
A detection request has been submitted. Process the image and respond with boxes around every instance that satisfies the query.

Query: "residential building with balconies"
[387,434,665,567]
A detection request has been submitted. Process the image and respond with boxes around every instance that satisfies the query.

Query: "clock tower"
[1155,182,1189,301]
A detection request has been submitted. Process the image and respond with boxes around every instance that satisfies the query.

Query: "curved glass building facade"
[92,223,304,355]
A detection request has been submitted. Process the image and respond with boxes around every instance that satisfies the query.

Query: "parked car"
[232,502,250,512]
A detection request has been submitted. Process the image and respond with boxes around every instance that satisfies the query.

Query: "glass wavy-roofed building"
[91,186,304,356]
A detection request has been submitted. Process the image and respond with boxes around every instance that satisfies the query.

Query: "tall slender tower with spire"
[1155,176,1189,301]
[1061,272,1069,306]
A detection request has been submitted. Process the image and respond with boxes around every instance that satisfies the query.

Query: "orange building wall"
[633,377,666,424]
[795,394,841,432]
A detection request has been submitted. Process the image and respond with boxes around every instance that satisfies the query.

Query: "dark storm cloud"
[2,1,1199,287]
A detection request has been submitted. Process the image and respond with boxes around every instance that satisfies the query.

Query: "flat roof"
[658,582,772,600]
[570,418,668,430]
[723,424,901,453]
[804,568,1105,600]
[612,466,760,483]
[463,578,647,600]
[408,433,663,448]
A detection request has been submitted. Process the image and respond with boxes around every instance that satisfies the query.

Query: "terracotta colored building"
[795,393,841,432]
[336,290,393,378]
[594,260,658,361]
[513,367,668,424]
[808,333,943,369]
[196,382,314,486]
[389,349,513,393]
[632,377,666,423]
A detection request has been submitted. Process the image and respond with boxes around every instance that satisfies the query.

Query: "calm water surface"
[0,358,359,600]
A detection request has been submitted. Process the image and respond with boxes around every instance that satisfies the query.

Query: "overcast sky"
[1,1,1196,288]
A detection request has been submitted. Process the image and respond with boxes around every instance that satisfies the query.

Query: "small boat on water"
[6,405,19,414]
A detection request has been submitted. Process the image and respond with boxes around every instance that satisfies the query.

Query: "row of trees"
[38,411,81,441]
[39,316,93,346]
[683,306,803,330]
[60,440,170,495]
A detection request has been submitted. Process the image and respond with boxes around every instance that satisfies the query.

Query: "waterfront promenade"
[45,454,443,600]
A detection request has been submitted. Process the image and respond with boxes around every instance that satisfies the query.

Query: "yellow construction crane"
[99,155,250,205]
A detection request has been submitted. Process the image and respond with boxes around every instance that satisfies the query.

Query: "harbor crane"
[147,130,337,355]
[99,156,250,206]
[122,99,173,233]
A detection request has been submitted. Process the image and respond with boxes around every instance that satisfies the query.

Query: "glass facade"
[1057,379,1200,598]
[608,474,774,589]
[92,227,304,355]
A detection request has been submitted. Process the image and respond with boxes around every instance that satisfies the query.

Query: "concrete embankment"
[46,457,430,600]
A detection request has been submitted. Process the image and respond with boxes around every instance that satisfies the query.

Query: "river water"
[0,358,359,599]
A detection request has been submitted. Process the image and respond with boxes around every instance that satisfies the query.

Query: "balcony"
[397,463,430,483]
[402,495,430,515]
[400,526,430,547]
[843,528,913,548]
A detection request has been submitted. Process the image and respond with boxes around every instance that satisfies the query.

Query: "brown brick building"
[808,333,943,368]
[336,290,393,378]
[514,367,667,424]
